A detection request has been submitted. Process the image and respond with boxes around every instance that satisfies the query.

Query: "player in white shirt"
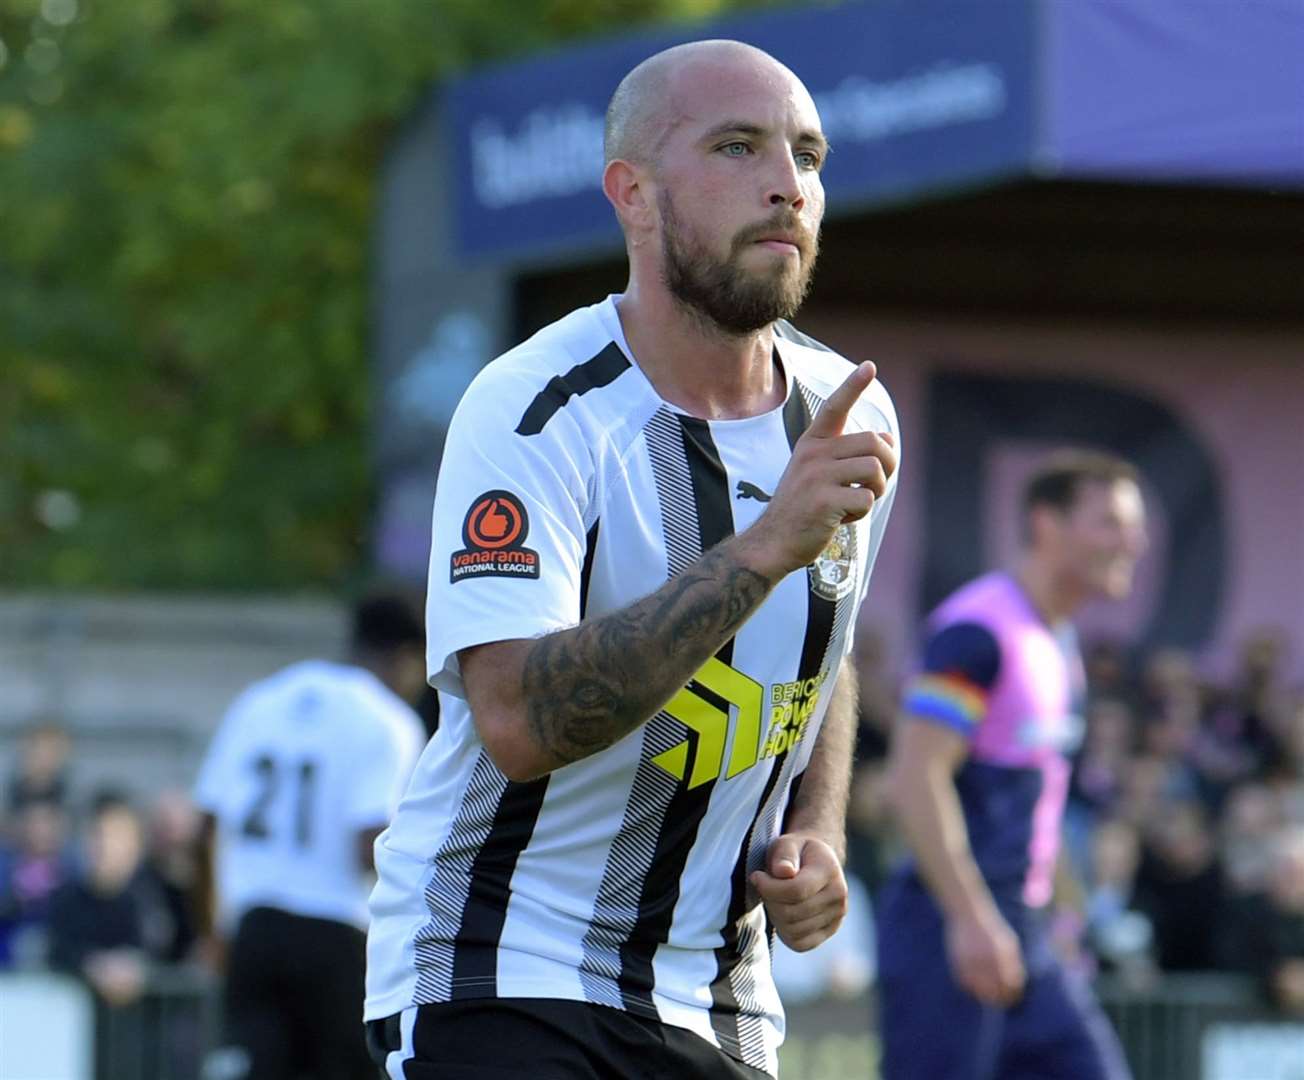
[365,40,900,1079]
[195,591,426,1080]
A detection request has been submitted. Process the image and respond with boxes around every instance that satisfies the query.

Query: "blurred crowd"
[0,723,203,1008]
[3,629,1303,1023]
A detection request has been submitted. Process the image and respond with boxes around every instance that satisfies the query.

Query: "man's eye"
[721,142,750,156]
[795,150,821,170]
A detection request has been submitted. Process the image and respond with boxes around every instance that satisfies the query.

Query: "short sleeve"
[901,621,1002,738]
[192,703,243,816]
[345,708,425,829]
[425,361,594,698]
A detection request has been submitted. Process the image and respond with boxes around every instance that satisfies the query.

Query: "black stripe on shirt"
[705,377,834,1051]
[677,416,733,558]
[618,414,736,1019]
[782,375,812,449]
[790,380,841,692]
[579,519,600,619]
[779,381,849,841]
[514,342,630,436]
[707,753,784,1060]
[448,776,550,998]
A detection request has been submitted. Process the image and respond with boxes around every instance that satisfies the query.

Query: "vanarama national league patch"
[450,490,540,583]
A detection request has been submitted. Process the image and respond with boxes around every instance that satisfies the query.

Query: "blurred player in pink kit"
[878,451,1148,1080]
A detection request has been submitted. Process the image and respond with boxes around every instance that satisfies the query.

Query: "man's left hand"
[750,833,848,952]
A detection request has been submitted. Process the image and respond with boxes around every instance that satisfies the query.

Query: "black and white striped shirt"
[365,295,900,1075]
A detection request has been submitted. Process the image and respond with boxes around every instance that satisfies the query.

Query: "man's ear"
[603,159,654,237]
[1025,504,1061,551]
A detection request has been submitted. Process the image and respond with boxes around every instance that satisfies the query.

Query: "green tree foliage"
[0,0,791,589]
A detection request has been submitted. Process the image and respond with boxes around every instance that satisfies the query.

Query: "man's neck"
[615,284,785,420]
[1015,557,1084,626]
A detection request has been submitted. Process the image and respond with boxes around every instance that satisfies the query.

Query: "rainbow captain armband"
[902,672,988,734]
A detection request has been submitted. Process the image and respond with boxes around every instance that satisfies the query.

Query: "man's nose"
[766,151,805,211]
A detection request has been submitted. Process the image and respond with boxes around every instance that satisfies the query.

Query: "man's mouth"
[754,238,800,256]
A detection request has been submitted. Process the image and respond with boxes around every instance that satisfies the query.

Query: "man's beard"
[659,191,819,336]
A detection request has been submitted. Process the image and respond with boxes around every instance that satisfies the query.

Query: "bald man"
[364,41,900,1078]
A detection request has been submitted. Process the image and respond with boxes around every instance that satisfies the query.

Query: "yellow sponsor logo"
[763,671,827,759]
[652,657,764,790]
[651,662,827,787]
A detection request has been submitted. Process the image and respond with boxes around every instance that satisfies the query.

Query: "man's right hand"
[945,908,1026,1006]
[739,361,896,580]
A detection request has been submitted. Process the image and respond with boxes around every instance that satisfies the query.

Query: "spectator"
[1134,799,1228,971]
[1065,698,1137,875]
[1116,755,1185,829]
[0,798,75,968]
[1084,638,1137,709]
[1083,818,1154,984]
[1140,648,1202,717]
[47,792,154,1007]
[1262,694,1304,821]
[139,789,202,963]
[1240,827,1304,1017]
[1204,630,1291,784]
[1234,630,1291,737]
[1219,782,1284,898]
[4,720,72,817]
[1137,699,1202,803]
[1073,699,1136,815]
[1137,646,1251,806]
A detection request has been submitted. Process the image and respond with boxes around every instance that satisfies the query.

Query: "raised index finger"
[807,361,877,438]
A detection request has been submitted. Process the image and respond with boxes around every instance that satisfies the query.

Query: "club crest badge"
[808,523,857,601]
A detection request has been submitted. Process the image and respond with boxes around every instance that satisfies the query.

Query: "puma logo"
[736,481,772,503]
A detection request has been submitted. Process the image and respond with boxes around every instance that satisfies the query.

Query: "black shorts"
[365,998,773,1080]
[219,905,373,1080]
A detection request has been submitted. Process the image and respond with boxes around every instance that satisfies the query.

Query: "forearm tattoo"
[522,545,770,767]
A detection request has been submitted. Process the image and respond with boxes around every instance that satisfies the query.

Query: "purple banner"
[1043,0,1304,185]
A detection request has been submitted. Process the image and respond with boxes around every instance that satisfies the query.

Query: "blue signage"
[448,0,1038,263]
